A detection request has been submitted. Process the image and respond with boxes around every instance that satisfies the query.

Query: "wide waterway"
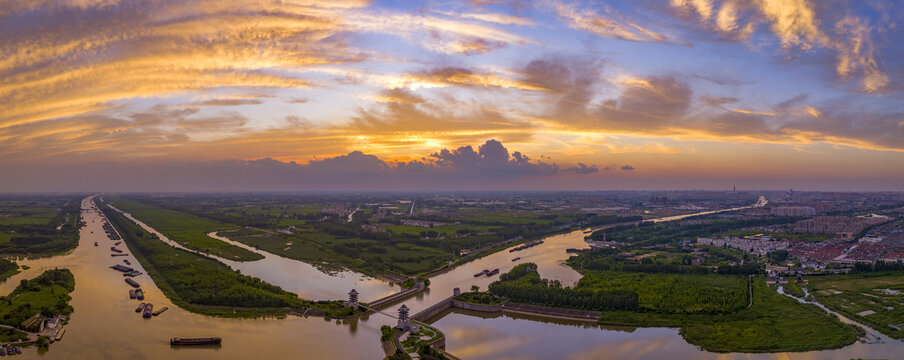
[4,196,902,359]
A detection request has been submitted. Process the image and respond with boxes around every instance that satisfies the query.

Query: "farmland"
[807,271,904,339]
[105,196,262,261]
[0,195,82,256]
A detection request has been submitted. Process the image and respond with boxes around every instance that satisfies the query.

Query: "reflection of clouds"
[451,331,533,359]
[568,335,675,360]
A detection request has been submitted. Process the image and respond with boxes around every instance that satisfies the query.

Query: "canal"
[5,196,902,359]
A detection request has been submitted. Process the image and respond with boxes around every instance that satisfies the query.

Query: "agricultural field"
[106,196,262,261]
[110,194,594,277]
[807,271,904,339]
[0,195,82,255]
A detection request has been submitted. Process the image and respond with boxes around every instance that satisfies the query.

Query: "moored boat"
[170,337,222,346]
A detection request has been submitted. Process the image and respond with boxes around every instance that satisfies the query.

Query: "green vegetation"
[0,259,20,281]
[808,271,904,339]
[97,199,347,317]
[783,280,806,298]
[0,195,82,256]
[0,327,28,342]
[576,270,747,313]
[400,323,444,354]
[380,325,395,342]
[0,269,75,329]
[417,343,450,360]
[453,291,504,305]
[482,262,861,353]
[386,350,411,360]
[489,263,639,311]
[595,278,861,352]
[106,197,262,261]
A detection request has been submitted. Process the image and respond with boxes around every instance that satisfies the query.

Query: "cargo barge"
[111,265,134,272]
[136,289,144,300]
[136,303,146,313]
[143,304,153,318]
[508,240,544,253]
[170,337,222,346]
[125,278,140,288]
[129,290,136,299]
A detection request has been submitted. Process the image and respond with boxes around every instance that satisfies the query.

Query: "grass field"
[807,271,904,339]
[108,197,262,261]
[596,277,862,352]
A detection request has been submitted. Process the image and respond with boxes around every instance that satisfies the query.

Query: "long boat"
[125,278,140,288]
[111,264,134,272]
[170,337,222,346]
[135,303,146,313]
[152,307,168,316]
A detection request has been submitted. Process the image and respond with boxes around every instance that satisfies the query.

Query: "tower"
[347,289,359,310]
[397,304,412,330]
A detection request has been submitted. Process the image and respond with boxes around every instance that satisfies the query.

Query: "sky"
[1,0,903,191]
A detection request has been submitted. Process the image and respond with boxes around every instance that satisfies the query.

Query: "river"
[5,196,903,359]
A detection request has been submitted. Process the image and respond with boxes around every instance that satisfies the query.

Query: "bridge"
[365,280,426,309]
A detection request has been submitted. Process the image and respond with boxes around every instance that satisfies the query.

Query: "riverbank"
[96,198,351,318]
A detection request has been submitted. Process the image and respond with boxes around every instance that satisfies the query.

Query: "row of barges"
[473,268,500,277]
[508,240,544,253]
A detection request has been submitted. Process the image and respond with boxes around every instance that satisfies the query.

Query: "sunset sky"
[2,0,903,191]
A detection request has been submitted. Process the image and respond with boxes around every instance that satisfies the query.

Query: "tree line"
[489,263,639,311]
